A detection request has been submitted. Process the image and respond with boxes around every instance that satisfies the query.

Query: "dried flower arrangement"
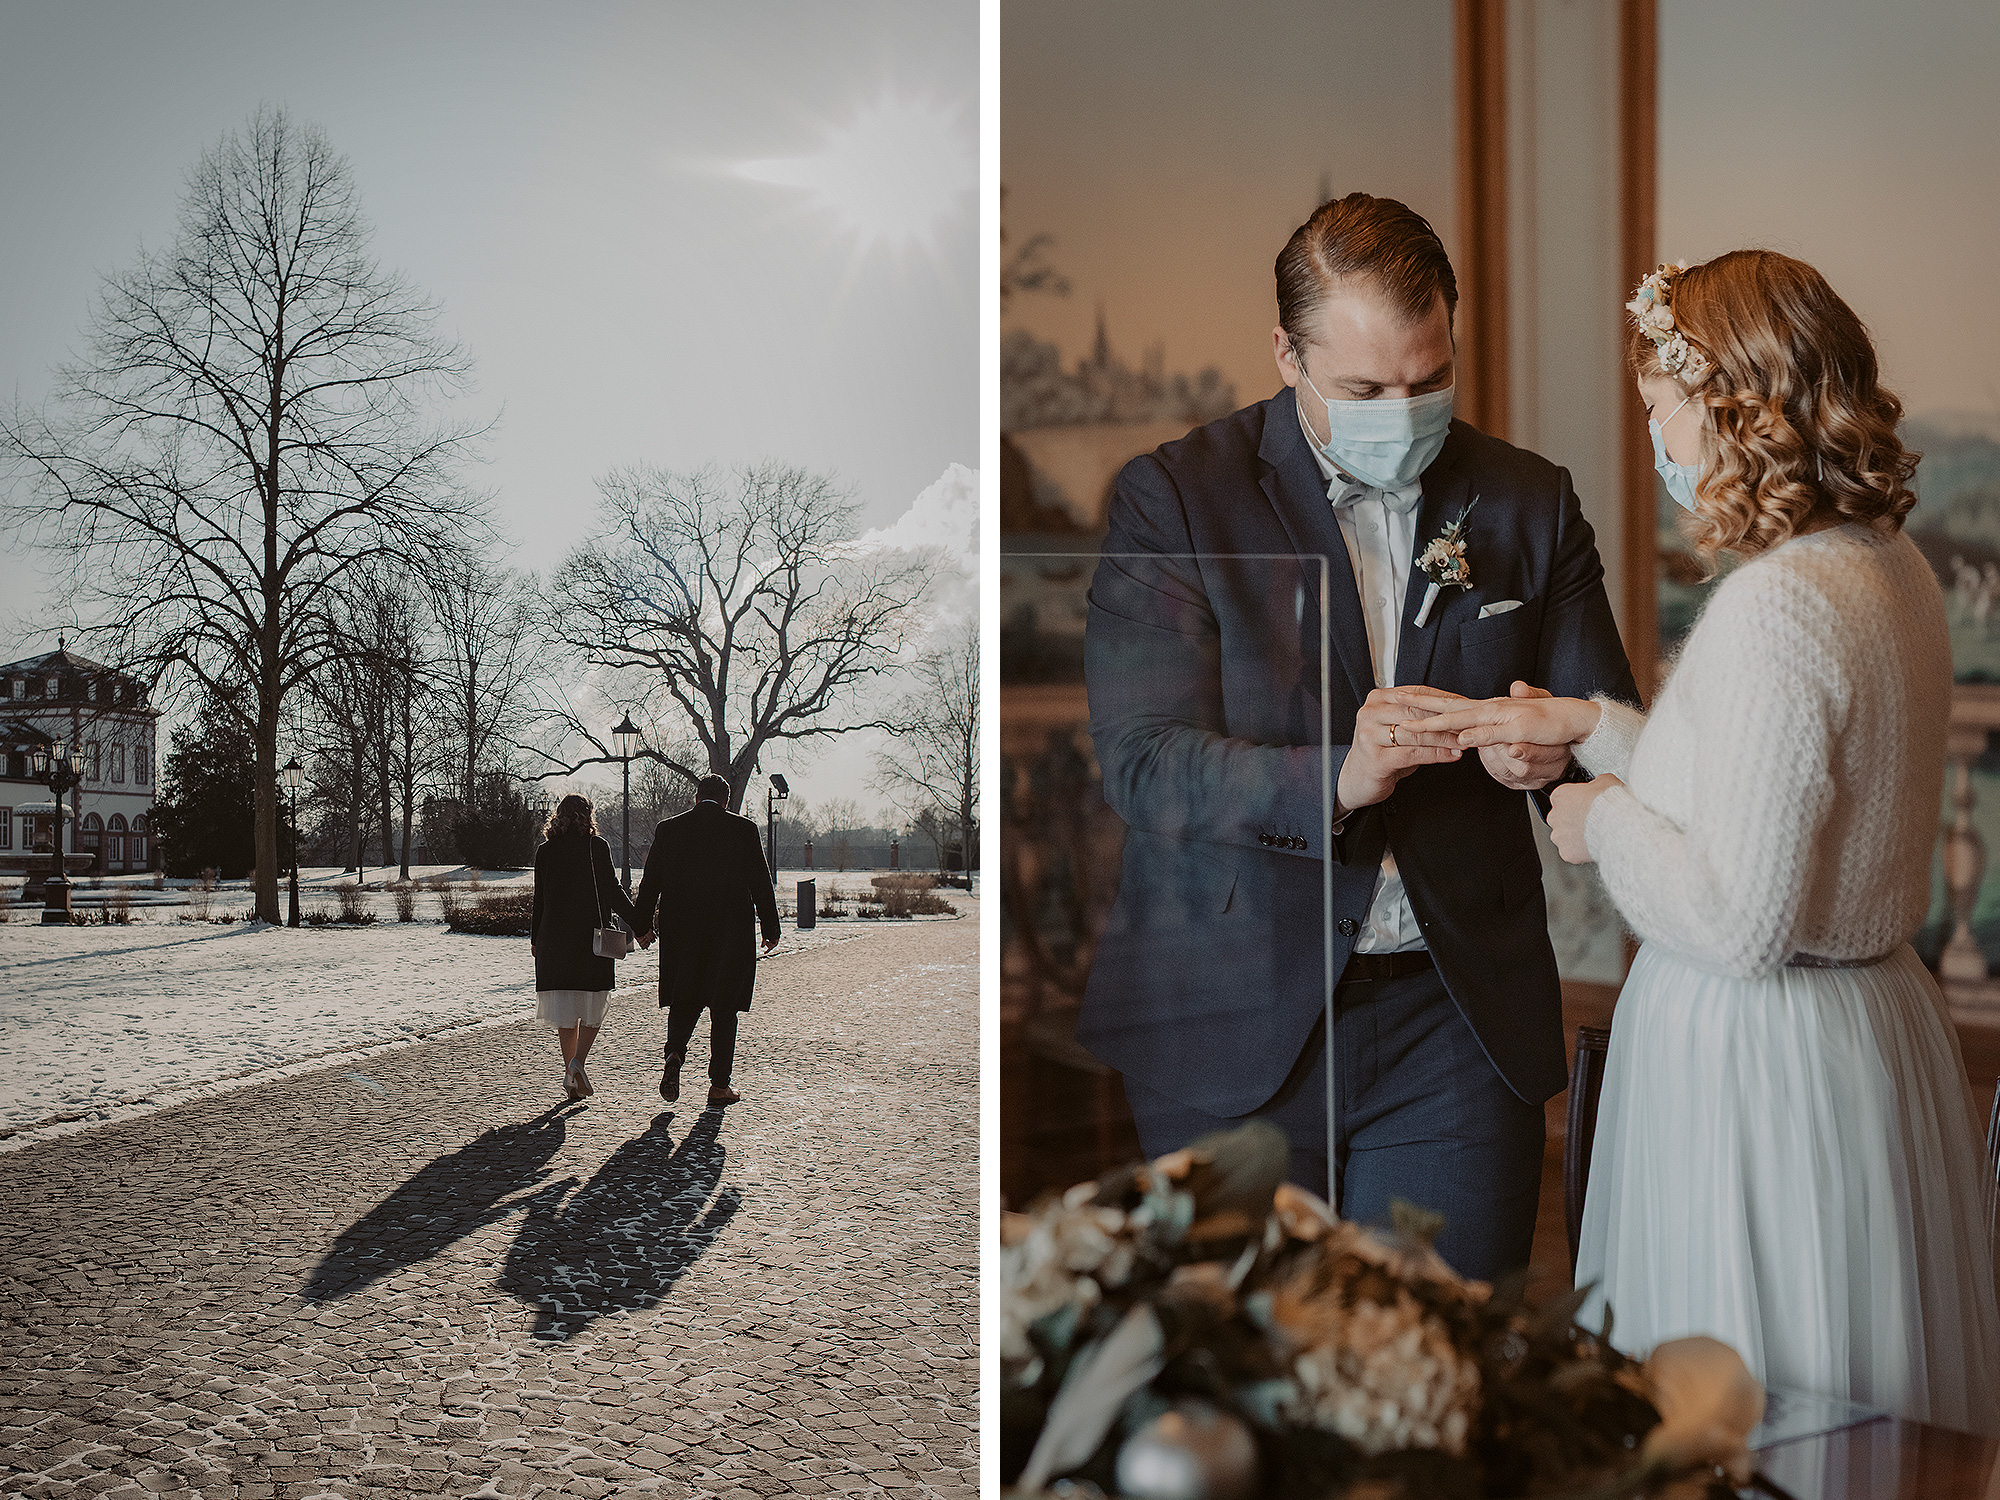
[1001,1121,1782,1500]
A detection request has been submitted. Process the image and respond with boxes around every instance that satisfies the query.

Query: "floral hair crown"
[1627,262,1709,380]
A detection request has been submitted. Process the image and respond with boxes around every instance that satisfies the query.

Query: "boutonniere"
[1413,495,1479,627]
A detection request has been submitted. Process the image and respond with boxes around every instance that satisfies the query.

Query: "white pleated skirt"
[536,989,612,1028]
[1576,942,2000,1437]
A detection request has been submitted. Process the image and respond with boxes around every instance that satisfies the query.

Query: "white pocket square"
[1477,599,1524,619]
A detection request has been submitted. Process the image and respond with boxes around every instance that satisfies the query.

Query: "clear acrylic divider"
[999,549,1338,1205]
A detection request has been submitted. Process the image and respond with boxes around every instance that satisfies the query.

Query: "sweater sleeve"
[1574,697,1648,778]
[1583,576,1842,978]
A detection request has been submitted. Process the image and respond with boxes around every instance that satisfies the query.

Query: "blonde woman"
[1401,250,2000,1432]
[529,794,647,1101]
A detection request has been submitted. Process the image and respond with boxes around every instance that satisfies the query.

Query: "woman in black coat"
[530,795,645,1100]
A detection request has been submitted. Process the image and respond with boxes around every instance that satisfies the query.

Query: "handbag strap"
[583,833,609,929]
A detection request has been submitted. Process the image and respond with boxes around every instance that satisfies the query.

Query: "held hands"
[1400,681,1603,792]
[637,931,654,949]
[1548,774,1622,863]
[1337,685,1466,814]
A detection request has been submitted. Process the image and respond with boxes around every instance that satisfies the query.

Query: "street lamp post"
[766,774,789,879]
[611,713,639,892]
[282,757,303,928]
[28,741,80,925]
[532,792,554,845]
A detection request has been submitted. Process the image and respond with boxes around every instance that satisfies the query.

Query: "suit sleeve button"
[1258,833,1273,846]
[1337,917,1358,937]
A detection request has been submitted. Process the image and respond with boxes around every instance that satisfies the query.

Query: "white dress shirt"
[1299,405,1427,954]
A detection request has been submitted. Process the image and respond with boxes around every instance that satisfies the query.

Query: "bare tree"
[427,550,543,808]
[534,463,936,810]
[873,623,978,883]
[0,107,485,921]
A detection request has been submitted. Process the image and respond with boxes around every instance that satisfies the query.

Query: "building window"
[111,746,125,783]
[107,813,126,869]
[87,742,101,782]
[113,684,122,704]
[136,747,149,785]
[132,816,149,869]
[8,679,19,700]
[0,810,9,849]
[87,682,97,703]
[80,813,102,866]
[44,677,57,699]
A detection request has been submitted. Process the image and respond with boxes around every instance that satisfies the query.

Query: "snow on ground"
[0,878,966,1146]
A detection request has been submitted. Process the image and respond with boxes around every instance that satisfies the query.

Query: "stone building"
[0,646,160,873]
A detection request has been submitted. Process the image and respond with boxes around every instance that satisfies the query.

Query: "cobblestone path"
[0,906,977,1499]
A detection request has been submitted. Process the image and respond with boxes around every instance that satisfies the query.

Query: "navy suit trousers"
[1122,964,1546,1282]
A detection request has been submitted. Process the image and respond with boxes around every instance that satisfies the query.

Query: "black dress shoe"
[659,1047,684,1103]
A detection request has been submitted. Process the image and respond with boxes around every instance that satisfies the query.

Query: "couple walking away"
[528,775,781,1108]
[1080,192,2000,1434]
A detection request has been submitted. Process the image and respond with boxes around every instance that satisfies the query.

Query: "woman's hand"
[1548,774,1621,863]
[1398,681,1601,748]
[1395,682,1600,792]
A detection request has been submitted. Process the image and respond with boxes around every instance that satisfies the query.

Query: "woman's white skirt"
[1576,942,2000,1437]
[536,989,612,1028]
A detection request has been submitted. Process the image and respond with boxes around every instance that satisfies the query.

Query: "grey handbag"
[585,837,631,959]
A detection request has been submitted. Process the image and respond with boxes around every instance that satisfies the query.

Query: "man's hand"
[760,935,780,954]
[1336,685,1466,814]
[1548,773,1621,863]
[637,930,654,949]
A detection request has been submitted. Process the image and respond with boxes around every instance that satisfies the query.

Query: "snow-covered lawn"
[0,901,925,1147]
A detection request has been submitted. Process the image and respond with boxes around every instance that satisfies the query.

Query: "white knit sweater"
[1575,524,1951,979]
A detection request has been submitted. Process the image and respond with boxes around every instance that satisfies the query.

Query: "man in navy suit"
[1078,194,1638,1279]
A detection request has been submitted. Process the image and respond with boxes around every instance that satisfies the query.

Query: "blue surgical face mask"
[1295,357,1454,491]
[1650,393,1702,511]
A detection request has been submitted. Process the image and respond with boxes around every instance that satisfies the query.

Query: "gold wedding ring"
[1388,723,1399,748]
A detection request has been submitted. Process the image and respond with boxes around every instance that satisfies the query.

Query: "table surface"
[1756,1416,1999,1498]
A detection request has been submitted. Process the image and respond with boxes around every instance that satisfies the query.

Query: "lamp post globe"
[766,773,789,879]
[281,757,304,928]
[610,714,639,891]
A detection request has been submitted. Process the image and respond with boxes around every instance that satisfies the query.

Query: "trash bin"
[797,878,815,931]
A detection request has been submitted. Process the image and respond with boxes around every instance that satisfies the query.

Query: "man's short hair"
[1274,193,1458,355]
[696,774,730,805]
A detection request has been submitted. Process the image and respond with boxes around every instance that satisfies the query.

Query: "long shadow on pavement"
[302,1102,580,1302]
[499,1106,741,1341]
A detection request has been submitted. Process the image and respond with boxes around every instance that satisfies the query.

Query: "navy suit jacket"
[1078,388,1639,1116]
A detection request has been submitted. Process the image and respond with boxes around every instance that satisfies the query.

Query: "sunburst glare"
[735,96,973,257]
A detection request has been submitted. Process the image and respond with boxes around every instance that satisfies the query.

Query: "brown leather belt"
[1339,950,1434,984]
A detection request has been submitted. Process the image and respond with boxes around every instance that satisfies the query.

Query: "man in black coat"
[632,775,781,1106]
[1079,194,1639,1279]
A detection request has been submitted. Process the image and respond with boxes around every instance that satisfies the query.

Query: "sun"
[735,96,974,257]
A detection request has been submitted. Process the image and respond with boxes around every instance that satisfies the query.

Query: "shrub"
[445,887,532,937]
[110,888,133,922]
[336,885,374,924]
[886,887,954,917]
[818,889,849,918]
[176,910,239,924]
[393,887,416,922]
[870,873,940,893]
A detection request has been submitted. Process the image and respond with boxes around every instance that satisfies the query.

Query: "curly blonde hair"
[1630,249,1917,567]
[543,794,596,842]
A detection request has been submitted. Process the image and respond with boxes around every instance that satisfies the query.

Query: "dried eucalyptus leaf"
[1018,1303,1166,1492]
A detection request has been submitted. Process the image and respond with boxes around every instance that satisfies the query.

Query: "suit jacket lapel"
[1257,388,1375,706]
[1394,426,1477,688]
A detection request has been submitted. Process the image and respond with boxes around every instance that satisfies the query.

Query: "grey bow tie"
[1327,474,1424,515]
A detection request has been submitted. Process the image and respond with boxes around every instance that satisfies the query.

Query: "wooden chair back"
[1564,1024,1614,1276]
[1988,1079,1999,1248]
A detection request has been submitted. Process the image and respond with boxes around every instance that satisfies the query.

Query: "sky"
[0,0,977,812]
[1002,0,1456,412]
